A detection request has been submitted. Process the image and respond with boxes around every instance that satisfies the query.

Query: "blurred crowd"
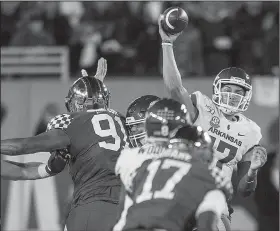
[1,1,279,77]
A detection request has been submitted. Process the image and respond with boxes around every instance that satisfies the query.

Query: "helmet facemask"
[65,77,111,113]
[65,91,87,113]
[125,95,160,148]
[212,78,252,115]
[126,117,146,147]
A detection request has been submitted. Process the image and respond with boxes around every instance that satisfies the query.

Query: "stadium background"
[1,1,279,231]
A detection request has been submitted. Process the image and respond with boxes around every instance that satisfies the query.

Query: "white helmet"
[212,67,252,115]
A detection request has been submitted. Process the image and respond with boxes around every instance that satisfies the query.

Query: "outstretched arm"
[1,160,46,180]
[158,15,197,120]
[1,151,69,181]
[81,57,107,82]
[1,129,70,156]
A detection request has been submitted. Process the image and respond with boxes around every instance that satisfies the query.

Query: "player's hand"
[250,146,267,170]
[158,14,182,43]
[81,69,88,77]
[47,150,69,174]
[81,57,107,83]
[94,57,107,82]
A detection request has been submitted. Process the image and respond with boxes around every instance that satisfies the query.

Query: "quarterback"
[158,14,267,230]
[158,14,267,194]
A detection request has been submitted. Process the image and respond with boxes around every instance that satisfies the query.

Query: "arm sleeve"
[195,189,227,219]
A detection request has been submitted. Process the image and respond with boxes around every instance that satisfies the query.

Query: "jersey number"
[136,159,191,203]
[209,135,238,168]
[91,114,127,151]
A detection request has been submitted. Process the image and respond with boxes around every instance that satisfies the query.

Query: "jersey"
[47,108,129,205]
[113,143,233,231]
[190,91,262,179]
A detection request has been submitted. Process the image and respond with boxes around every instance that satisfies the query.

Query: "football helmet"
[169,125,213,164]
[65,76,110,112]
[126,95,160,147]
[212,67,252,115]
[145,98,191,140]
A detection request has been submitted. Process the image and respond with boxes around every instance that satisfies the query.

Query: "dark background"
[1,1,279,78]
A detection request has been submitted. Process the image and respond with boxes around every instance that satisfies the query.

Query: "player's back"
[54,108,129,205]
[114,145,223,231]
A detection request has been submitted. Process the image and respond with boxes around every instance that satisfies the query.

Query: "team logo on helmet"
[138,111,145,118]
[230,76,246,84]
[157,107,175,121]
[210,116,220,128]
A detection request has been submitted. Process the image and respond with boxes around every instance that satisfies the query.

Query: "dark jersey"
[47,108,129,205]
[114,144,233,231]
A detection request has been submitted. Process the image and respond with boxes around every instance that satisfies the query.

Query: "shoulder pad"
[191,91,214,109]
[241,115,262,143]
[87,108,124,118]
[107,108,124,118]
[47,113,73,131]
[86,108,107,114]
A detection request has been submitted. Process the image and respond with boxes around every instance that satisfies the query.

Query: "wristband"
[161,42,173,46]
[38,164,51,178]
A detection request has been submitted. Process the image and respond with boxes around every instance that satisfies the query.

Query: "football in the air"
[161,7,189,35]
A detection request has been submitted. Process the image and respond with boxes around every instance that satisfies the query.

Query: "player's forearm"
[1,138,49,155]
[162,43,185,97]
[23,156,67,180]
[237,168,258,197]
[1,130,70,156]
[161,43,197,119]
[22,161,62,180]
[22,162,52,180]
[1,138,29,156]
[1,161,50,180]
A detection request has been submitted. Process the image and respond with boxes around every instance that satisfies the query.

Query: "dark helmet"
[145,98,191,141]
[212,67,252,115]
[126,95,160,147]
[65,76,110,112]
[169,125,213,164]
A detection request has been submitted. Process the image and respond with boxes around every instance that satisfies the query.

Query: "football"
[161,7,189,35]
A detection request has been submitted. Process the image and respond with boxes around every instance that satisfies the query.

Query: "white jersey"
[191,91,262,179]
[115,143,168,192]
